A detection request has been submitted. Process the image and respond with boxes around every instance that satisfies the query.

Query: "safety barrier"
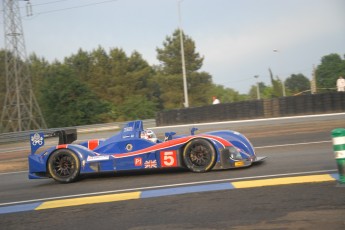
[332,128,345,186]
[156,92,345,126]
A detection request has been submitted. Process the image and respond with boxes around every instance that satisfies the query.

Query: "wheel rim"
[188,144,211,166]
[52,153,76,177]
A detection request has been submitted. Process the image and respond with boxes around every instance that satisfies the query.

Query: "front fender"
[206,130,255,157]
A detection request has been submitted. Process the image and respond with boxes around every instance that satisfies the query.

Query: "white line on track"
[0,146,28,152]
[151,112,345,129]
[0,170,27,175]
[255,140,331,149]
[0,169,337,207]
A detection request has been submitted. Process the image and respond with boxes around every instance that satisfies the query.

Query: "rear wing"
[30,129,77,154]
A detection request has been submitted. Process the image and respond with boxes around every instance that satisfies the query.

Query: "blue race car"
[28,120,266,183]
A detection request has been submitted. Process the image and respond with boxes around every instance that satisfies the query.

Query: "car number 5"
[160,151,177,167]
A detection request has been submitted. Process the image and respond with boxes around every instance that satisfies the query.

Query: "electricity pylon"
[0,0,46,132]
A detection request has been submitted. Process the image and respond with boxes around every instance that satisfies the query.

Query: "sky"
[1,0,345,93]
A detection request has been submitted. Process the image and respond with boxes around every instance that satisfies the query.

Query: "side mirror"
[164,132,176,141]
[191,127,198,135]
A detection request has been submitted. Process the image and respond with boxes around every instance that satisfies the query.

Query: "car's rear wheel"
[47,149,80,183]
[182,138,216,172]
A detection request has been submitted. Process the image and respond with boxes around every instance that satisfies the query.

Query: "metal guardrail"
[0,119,156,144]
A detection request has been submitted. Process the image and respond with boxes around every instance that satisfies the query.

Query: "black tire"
[47,149,80,183]
[182,138,216,172]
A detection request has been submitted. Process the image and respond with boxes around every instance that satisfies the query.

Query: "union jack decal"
[144,160,157,168]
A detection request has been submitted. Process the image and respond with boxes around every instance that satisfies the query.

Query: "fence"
[156,92,345,126]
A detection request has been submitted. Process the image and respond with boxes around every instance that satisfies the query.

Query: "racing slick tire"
[182,138,216,173]
[47,149,80,183]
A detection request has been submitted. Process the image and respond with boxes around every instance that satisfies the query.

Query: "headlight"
[228,146,242,160]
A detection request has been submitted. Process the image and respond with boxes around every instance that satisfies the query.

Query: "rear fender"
[30,129,77,155]
[46,144,113,174]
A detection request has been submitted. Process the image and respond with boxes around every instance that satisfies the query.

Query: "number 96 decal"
[160,150,178,167]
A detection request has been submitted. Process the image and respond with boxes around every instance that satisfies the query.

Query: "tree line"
[0,29,344,128]
[247,53,345,99]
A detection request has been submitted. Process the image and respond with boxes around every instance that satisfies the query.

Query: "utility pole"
[254,75,260,100]
[310,65,317,94]
[273,49,286,97]
[177,0,189,108]
[1,0,47,132]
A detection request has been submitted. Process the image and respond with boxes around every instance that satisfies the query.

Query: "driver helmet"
[140,129,157,143]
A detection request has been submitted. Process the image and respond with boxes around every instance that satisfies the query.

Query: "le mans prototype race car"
[28,120,266,183]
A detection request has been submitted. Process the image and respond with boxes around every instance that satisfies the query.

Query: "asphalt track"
[0,113,345,229]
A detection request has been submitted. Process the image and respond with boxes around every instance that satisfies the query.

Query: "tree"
[115,95,157,121]
[248,82,267,100]
[155,74,185,109]
[62,47,159,121]
[269,68,284,97]
[316,53,345,90]
[40,63,109,127]
[210,84,243,103]
[156,29,204,75]
[155,29,213,108]
[285,74,310,95]
[88,46,112,100]
[188,72,214,106]
[124,51,157,101]
[29,54,51,102]
[64,48,92,82]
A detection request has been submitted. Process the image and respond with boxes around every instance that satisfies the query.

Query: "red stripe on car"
[56,144,68,149]
[112,135,232,159]
[113,136,194,158]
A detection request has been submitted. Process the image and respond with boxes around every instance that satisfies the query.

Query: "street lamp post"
[254,75,260,100]
[178,0,189,108]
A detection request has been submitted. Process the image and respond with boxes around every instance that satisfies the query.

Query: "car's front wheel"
[182,138,216,172]
[47,149,80,183]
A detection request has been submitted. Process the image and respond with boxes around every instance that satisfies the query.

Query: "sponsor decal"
[30,132,44,154]
[144,160,157,168]
[87,155,110,162]
[126,144,133,151]
[31,133,43,146]
[134,157,142,166]
[123,127,133,132]
[160,150,178,167]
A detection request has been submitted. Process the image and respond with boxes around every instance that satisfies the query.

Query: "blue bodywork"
[28,120,266,181]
